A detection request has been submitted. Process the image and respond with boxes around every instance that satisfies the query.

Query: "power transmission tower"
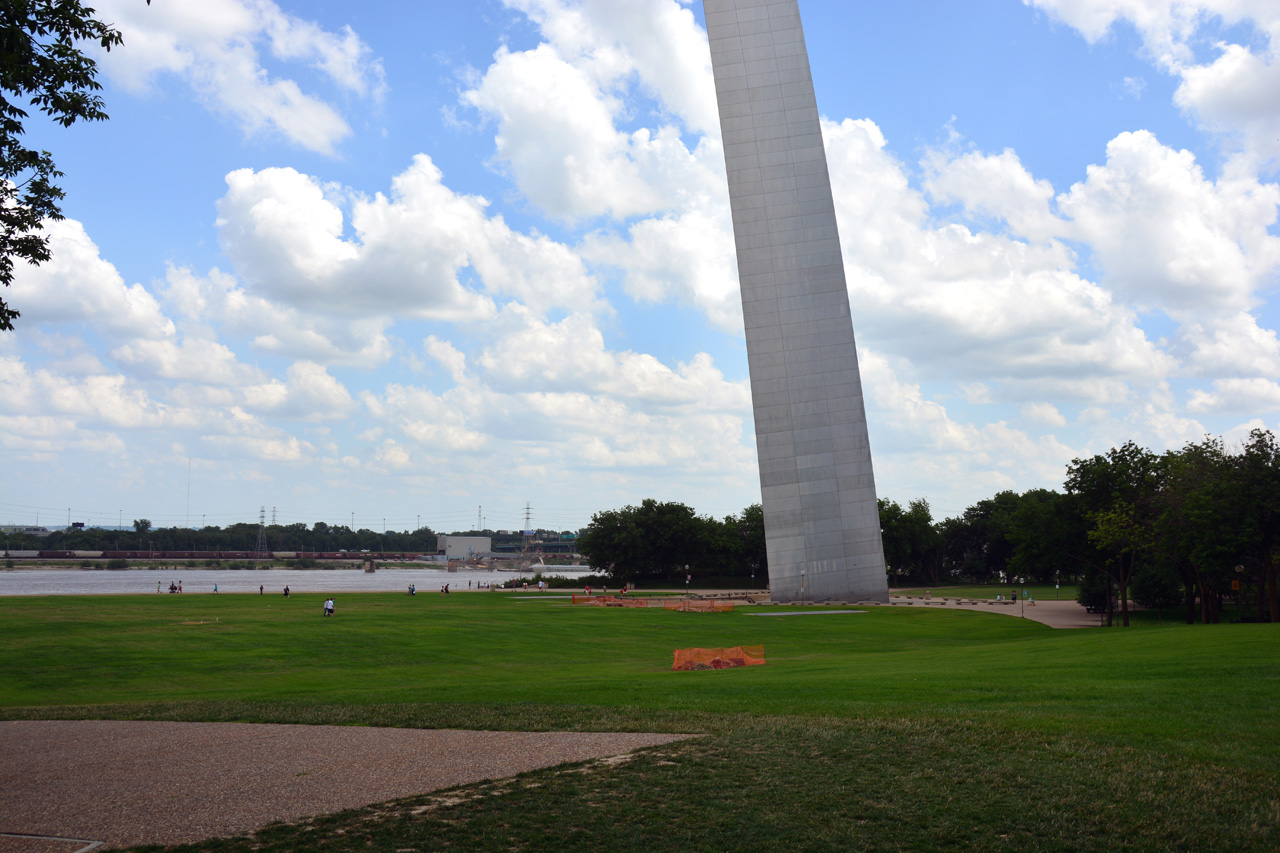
[521,502,542,565]
[255,506,268,561]
[271,506,277,525]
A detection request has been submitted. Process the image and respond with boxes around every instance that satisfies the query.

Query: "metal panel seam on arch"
[703,0,889,603]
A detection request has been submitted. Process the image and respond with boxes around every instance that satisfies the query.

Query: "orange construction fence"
[672,645,765,671]
[664,599,734,612]
[571,594,647,607]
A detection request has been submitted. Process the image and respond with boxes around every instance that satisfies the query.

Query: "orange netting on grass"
[664,599,734,612]
[672,645,765,671]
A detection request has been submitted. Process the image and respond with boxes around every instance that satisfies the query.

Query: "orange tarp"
[672,645,765,671]
[664,600,734,612]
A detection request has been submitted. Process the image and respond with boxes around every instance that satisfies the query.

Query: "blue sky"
[4,0,1279,532]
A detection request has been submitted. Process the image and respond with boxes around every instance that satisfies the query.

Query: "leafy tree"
[1235,430,1280,622]
[901,498,937,583]
[878,497,937,584]
[1085,500,1151,626]
[1152,437,1252,624]
[1,0,136,330]
[1066,442,1162,626]
[734,502,767,580]
[1005,489,1084,585]
[577,499,721,583]
[877,498,909,581]
[132,518,151,533]
[936,491,1020,584]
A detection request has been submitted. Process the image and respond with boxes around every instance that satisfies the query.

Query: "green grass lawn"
[2,592,1277,851]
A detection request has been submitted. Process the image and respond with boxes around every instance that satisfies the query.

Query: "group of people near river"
[160,580,183,593]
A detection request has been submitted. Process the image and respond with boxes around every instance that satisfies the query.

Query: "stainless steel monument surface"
[704,0,888,602]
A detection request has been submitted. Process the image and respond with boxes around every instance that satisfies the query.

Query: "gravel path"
[0,720,691,850]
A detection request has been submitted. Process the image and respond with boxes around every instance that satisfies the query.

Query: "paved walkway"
[0,720,691,851]
[614,588,1099,629]
[885,596,1100,628]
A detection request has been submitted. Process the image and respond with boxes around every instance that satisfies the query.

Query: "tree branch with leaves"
[0,0,139,331]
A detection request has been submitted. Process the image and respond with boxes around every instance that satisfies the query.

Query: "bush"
[4,559,12,568]
[80,560,93,568]
[106,557,129,569]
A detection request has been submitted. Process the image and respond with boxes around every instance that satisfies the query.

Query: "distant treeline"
[7,521,440,555]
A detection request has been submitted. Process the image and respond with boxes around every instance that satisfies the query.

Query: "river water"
[0,567,596,597]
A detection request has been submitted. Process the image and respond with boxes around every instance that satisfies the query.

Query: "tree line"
[9,432,1276,625]
[5,521,440,555]
[877,430,1279,625]
[575,499,766,585]
[576,432,1277,626]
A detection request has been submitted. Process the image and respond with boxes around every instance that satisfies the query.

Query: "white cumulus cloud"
[96,0,385,155]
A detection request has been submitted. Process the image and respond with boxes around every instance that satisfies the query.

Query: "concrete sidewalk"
[885,596,1100,628]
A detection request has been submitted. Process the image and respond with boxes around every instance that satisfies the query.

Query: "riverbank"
[0,567,596,596]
